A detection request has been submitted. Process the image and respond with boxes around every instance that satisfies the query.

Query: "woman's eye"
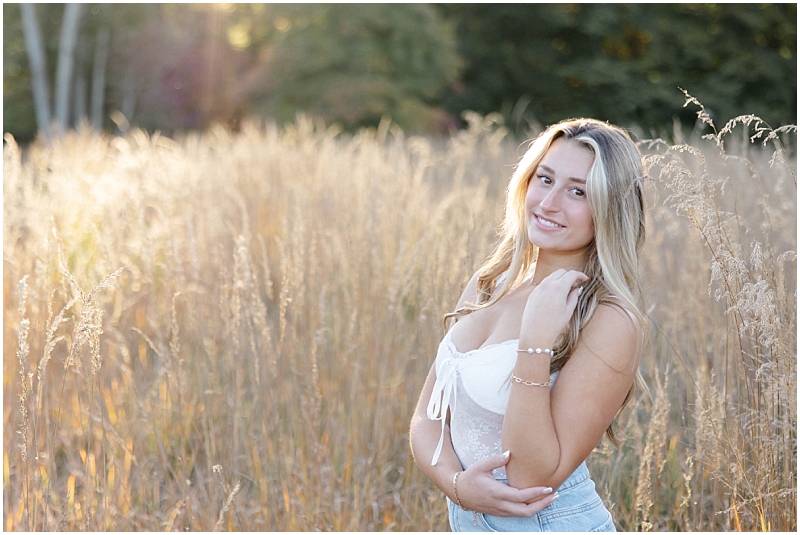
[570,187,586,197]
[538,174,552,184]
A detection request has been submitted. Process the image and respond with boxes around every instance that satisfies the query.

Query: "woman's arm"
[410,353,559,516]
[409,363,468,501]
[502,270,641,490]
[409,272,559,516]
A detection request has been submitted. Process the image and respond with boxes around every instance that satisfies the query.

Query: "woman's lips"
[534,214,564,230]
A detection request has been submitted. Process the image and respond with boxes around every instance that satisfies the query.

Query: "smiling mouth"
[535,215,564,229]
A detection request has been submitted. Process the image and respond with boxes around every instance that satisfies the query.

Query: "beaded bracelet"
[517,347,554,356]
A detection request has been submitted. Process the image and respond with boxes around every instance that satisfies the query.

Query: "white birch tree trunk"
[54,3,86,130]
[72,32,89,128]
[90,24,110,130]
[73,72,87,128]
[19,3,51,134]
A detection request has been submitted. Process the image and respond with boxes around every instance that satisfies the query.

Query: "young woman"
[410,119,646,532]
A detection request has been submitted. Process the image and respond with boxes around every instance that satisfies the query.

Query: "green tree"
[4,3,38,140]
[5,4,463,139]
[9,4,792,140]
[4,4,162,141]
[438,4,796,134]
[246,4,462,132]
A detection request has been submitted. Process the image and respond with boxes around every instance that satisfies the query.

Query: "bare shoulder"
[574,301,642,375]
[455,271,481,309]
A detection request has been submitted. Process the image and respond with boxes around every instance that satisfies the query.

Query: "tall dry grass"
[3,105,795,531]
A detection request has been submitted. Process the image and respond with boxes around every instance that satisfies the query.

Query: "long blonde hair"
[446,118,646,445]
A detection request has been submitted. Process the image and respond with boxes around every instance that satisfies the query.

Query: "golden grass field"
[3,108,796,531]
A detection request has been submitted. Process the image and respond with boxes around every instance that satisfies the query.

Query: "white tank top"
[426,327,558,478]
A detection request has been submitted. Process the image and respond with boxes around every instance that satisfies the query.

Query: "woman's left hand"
[519,269,589,347]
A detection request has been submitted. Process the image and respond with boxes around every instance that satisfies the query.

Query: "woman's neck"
[530,250,588,285]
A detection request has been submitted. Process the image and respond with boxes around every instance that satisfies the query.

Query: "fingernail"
[502,450,510,460]
[541,487,553,495]
[551,492,560,502]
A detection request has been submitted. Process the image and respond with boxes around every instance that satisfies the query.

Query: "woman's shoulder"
[595,299,640,328]
[578,299,642,375]
[455,271,482,309]
[456,268,509,309]
[598,295,641,328]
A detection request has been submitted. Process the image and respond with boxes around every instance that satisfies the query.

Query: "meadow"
[3,106,796,531]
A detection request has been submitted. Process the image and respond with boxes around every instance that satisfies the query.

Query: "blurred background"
[3,3,797,142]
[4,4,797,532]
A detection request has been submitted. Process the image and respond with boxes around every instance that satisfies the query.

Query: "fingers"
[534,270,588,311]
[494,487,559,517]
[512,485,554,504]
[566,282,585,309]
[551,268,589,285]
[472,450,511,472]
[488,478,554,506]
[540,269,588,292]
[460,458,560,517]
[518,492,559,516]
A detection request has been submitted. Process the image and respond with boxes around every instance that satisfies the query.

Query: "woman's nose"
[539,188,560,211]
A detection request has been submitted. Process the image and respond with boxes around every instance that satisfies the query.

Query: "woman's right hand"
[455,451,559,517]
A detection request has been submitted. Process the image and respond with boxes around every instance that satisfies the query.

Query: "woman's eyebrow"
[537,164,587,184]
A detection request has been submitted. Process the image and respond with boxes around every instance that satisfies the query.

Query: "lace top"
[426,327,558,478]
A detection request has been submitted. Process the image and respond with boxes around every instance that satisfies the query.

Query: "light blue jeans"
[447,462,615,532]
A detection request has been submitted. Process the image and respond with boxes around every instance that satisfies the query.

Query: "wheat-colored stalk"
[3,108,794,530]
[16,277,32,531]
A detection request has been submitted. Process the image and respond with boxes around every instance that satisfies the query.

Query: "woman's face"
[525,138,596,259]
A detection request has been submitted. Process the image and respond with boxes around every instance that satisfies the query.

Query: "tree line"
[3,3,796,142]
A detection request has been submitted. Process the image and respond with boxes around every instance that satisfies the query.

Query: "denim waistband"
[448,461,613,532]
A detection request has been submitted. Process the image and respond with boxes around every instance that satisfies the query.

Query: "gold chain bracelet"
[452,471,468,510]
[452,471,478,526]
[510,373,551,387]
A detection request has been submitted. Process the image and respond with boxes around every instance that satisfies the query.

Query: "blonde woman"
[410,119,645,532]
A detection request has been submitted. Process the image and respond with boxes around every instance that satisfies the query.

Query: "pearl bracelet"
[517,347,554,356]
